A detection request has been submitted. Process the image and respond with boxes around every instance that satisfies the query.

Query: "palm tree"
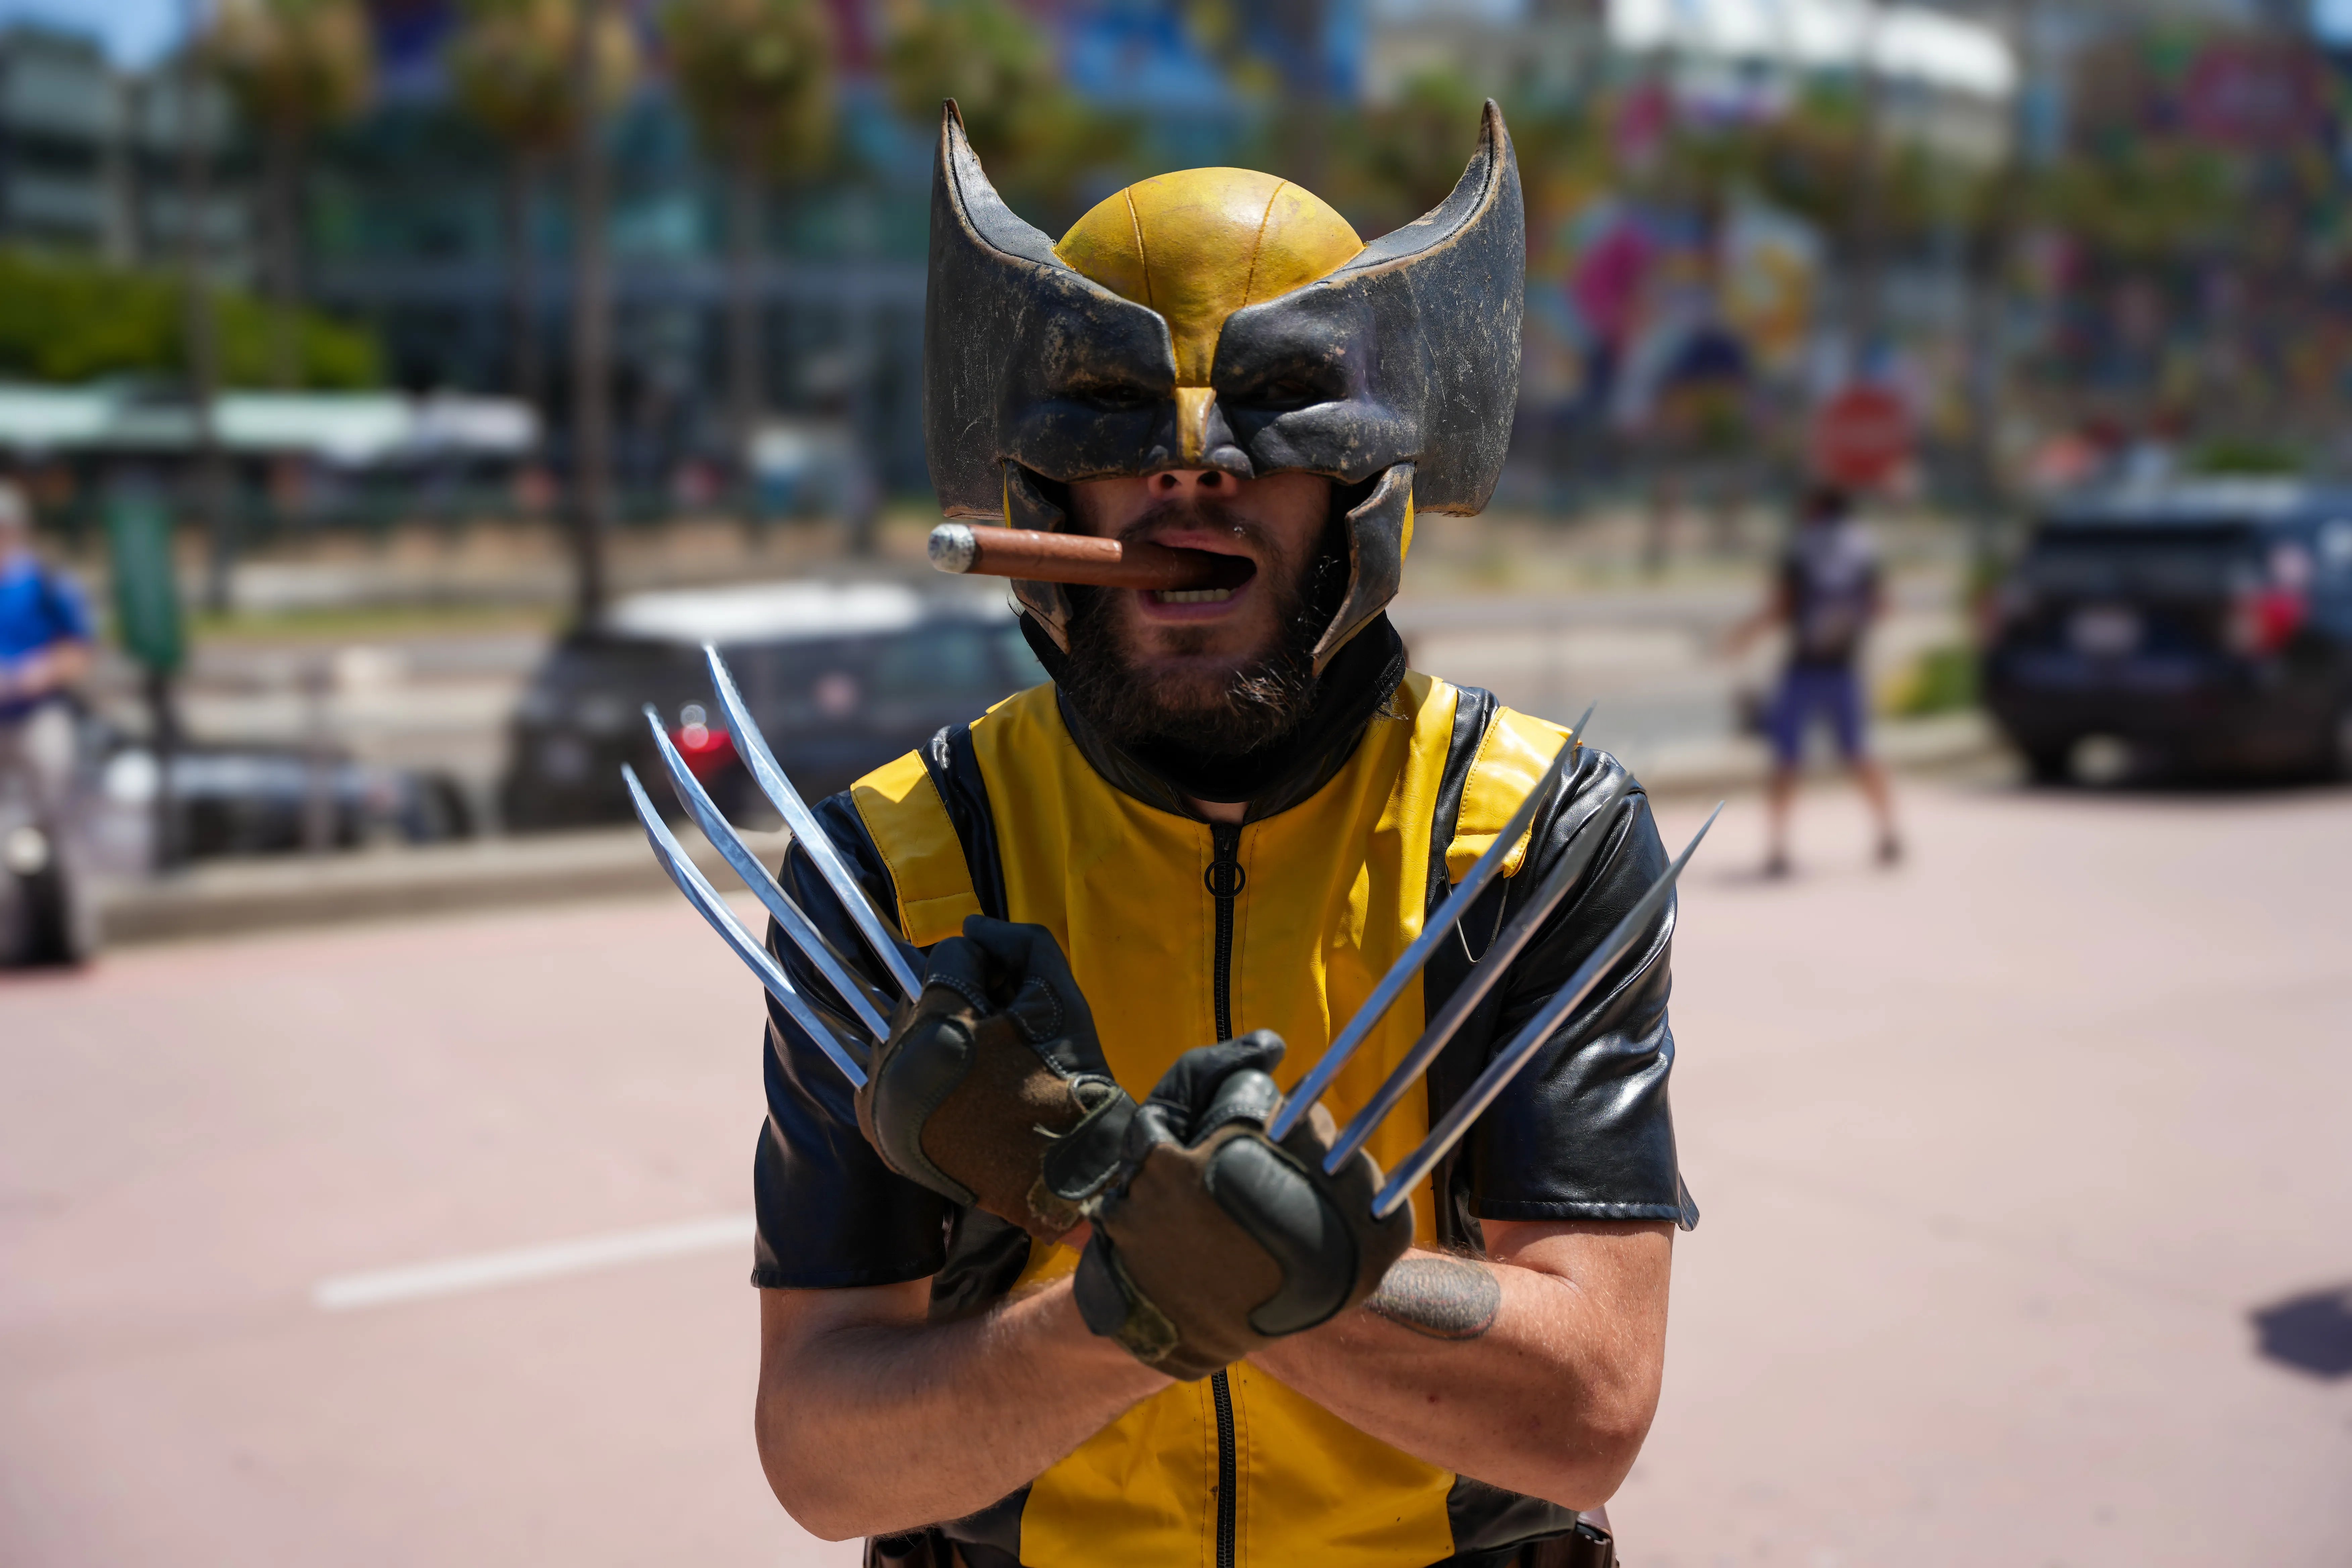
[661,0,835,512]
[567,0,632,625]
[880,0,1123,226]
[446,0,634,417]
[206,0,373,388]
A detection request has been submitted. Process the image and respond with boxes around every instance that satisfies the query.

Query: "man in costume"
[748,103,1696,1568]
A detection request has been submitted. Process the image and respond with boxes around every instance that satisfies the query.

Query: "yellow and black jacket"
[753,621,1694,1568]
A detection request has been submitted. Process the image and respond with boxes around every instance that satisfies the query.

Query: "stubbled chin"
[1121,608,1274,663]
[1126,657,1255,712]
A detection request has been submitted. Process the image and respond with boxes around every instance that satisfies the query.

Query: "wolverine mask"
[922,100,1525,671]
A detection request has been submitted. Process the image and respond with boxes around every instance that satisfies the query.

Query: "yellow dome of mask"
[1054,171,1364,387]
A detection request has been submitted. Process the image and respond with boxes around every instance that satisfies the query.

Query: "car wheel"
[2023,744,2071,786]
[8,832,91,967]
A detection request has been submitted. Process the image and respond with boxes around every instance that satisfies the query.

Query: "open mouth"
[1145,550,1257,607]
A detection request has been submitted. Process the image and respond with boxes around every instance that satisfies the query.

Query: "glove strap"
[1030,1077,1135,1233]
[1073,1239,1186,1369]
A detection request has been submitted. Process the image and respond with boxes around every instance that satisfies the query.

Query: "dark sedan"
[500,579,1046,832]
[1983,481,2352,783]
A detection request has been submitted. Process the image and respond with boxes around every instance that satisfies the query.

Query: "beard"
[1056,497,1346,760]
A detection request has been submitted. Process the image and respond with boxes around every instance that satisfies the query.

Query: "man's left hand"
[1072,1032,1413,1381]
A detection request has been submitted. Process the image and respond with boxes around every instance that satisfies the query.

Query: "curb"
[100,825,791,947]
[98,714,1998,947]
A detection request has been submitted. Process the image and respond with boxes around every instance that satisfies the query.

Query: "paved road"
[3,778,2347,1566]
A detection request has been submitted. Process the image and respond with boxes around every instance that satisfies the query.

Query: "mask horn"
[1337,98,1517,278]
[935,101,1063,272]
[925,102,1074,517]
[1330,100,1523,514]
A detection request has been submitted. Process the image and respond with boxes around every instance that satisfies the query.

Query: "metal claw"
[1369,801,1723,1218]
[702,644,925,1003]
[1269,703,1595,1143]
[642,706,892,1044]
[623,765,869,1089]
[1319,766,1634,1172]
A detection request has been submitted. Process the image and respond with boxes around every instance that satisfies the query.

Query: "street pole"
[144,667,181,873]
[568,0,615,626]
[1848,0,1889,372]
[180,0,234,617]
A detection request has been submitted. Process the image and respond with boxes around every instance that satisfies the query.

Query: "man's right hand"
[855,916,1135,1243]
[1073,1033,1414,1381]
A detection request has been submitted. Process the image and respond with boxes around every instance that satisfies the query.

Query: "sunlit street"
[5,776,2346,1565]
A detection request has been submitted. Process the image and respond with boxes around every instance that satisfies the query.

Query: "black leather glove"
[855,916,1136,1242]
[1072,1031,1414,1381]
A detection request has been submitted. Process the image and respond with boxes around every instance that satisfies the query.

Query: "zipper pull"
[1204,822,1246,899]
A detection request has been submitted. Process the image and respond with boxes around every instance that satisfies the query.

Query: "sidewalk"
[96,714,1995,947]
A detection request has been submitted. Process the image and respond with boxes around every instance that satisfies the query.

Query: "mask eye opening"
[1063,379,1158,412]
[1230,373,1333,412]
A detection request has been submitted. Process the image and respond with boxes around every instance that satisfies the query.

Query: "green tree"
[445,0,635,413]
[662,0,836,504]
[206,0,375,388]
[1320,72,1495,234]
[880,0,1127,226]
[0,248,380,388]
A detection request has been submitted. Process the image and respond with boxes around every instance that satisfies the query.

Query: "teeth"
[1159,588,1233,604]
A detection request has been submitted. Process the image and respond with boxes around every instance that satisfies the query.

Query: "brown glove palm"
[855,916,1135,1242]
[1072,1032,1414,1381]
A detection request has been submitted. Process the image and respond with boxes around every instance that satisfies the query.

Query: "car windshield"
[546,634,709,702]
[2022,524,2271,598]
[705,617,1043,727]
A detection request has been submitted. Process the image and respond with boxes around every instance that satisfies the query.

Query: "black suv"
[1983,481,2352,782]
[500,579,1046,831]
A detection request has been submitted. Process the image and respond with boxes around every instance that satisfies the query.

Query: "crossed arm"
[755,1217,1671,1541]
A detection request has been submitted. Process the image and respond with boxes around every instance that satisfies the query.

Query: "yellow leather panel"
[966,675,1462,1568]
[1445,706,1572,883]
[848,748,981,945]
[1056,168,1363,385]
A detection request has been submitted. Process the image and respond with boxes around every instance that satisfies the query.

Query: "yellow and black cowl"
[922,100,1524,671]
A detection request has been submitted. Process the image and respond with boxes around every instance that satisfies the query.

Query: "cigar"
[928,523,1251,592]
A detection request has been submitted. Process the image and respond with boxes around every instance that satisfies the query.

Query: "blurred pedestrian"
[1724,483,1901,876]
[0,480,94,825]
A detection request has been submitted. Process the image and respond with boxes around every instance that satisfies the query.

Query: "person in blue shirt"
[0,481,95,830]
[1724,484,1903,876]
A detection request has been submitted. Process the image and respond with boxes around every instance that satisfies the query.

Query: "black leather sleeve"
[1421,745,1695,1238]
[751,788,953,1289]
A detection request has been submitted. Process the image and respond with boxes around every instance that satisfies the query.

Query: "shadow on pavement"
[2249,1284,2352,1379]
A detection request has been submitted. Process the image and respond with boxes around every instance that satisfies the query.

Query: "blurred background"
[0,0,2346,1563]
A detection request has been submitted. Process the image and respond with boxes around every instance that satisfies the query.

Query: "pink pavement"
[1,779,2347,1565]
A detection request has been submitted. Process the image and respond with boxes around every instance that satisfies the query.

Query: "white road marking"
[314,1213,753,1311]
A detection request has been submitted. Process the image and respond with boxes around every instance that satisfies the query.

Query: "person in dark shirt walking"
[1726,484,1902,876]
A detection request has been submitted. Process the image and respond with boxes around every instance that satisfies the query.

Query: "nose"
[1150,469,1228,498]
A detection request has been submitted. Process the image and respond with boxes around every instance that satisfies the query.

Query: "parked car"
[1983,480,2352,782]
[500,579,1047,832]
[103,744,475,859]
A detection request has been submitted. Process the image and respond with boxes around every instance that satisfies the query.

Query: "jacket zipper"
[1206,820,1243,1568]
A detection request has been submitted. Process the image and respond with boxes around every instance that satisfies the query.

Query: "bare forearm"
[49,641,90,687]
[756,1279,1166,1540]
[1250,1228,1670,1509]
